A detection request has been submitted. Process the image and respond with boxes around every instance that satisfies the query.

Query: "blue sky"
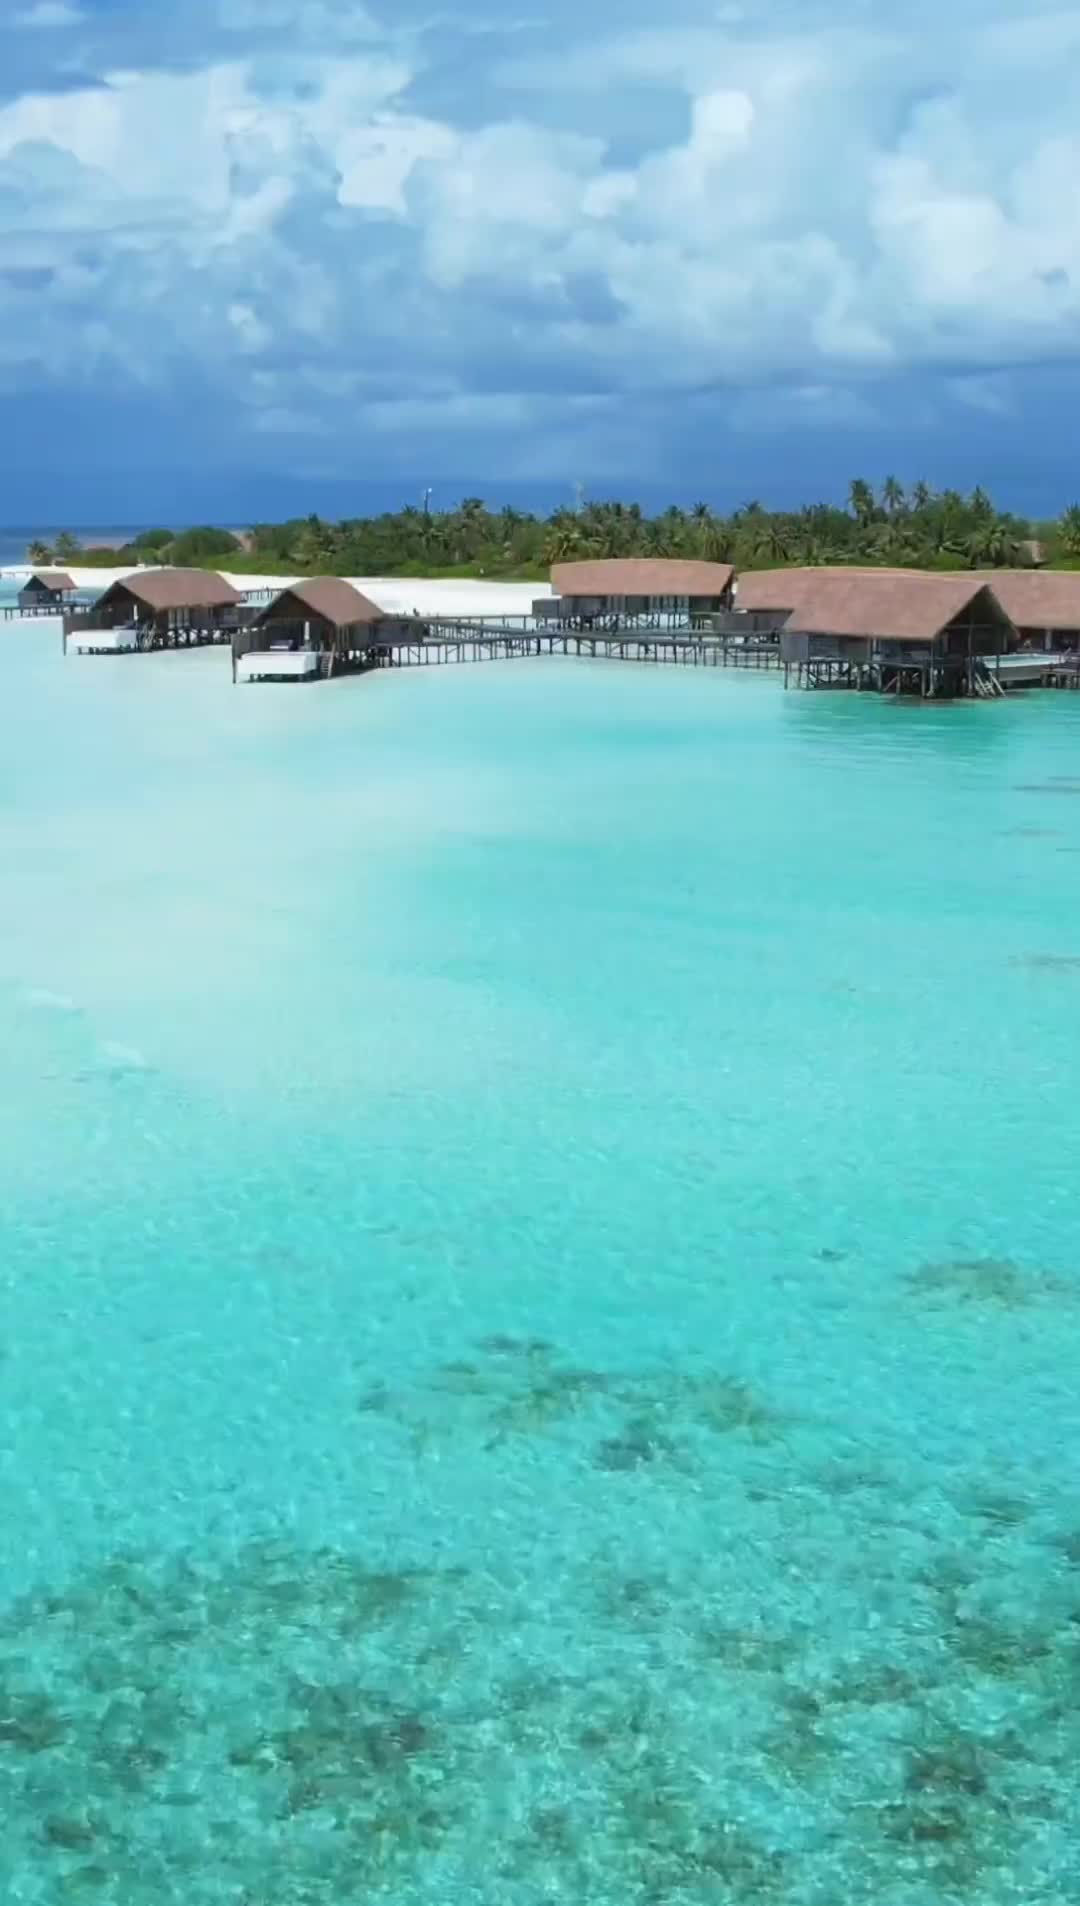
[2,0,1080,520]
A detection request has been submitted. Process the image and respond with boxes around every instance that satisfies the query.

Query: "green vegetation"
[24,479,1080,577]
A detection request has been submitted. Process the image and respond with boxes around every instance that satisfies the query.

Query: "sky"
[2,0,1080,520]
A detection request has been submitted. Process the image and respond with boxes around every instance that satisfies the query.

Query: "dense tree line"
[27,481,1080,577]
[28,526,246,569]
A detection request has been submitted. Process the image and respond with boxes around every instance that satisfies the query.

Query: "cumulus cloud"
[2,0,1080,484]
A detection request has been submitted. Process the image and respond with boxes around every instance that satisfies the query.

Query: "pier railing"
[231,614,784,680]
[2,600,85,620]
[63,611,247,654]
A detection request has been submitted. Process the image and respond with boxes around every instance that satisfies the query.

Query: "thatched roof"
[972,569,1080,631]
[551,559,734,598]
[785,572,1014,643]
[735,569,819,612]
[257,579,385,630]
[99,569,241,612]
[24,570,76,594]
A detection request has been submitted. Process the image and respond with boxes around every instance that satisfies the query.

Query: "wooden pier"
[64,615,243,655]
[550,631,780,669]
[233,614,786,682]
[784,655,1009,697]
[37,557,1080,701]
[2,602,76,620]
[782,650,1080,697]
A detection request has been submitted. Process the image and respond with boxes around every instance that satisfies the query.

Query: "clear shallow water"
[3,627,1080,1903]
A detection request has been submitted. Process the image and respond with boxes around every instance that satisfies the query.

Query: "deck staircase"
[973,661,1005,698]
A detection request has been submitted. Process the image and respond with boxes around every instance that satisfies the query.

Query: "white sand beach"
[1,563,553,619]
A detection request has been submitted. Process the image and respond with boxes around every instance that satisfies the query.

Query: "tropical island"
[25,480,1080,580]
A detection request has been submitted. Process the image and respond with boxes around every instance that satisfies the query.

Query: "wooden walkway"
[50,599,1080,696]
[64,620,237,655]
[2,602,81,620]
[368,624,783,672]
[234,618,786,682]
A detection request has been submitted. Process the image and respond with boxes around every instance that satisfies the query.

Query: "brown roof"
[737,564,980,601]
[552,559,734,598]
[735,568,820,612]
[785,572,1014,643]
[26,570,76,593]
[972,570,1080,631]
[257,579,384,630]
[100,568,241,612]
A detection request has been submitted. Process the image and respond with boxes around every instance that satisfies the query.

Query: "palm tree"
[967,521,1019,567]
[911,480,932,512]
[601,502,638,557]
[27,539,52,565]
[881,476,905,516]
[544,519,588,563]
[702,521,735,563]
[53,531,81,562]
[290,514,337,570]
[798,535,843,567]
[861,523,898,564]
[881,525,924,566]
[748,521,790,564]
[643,522,675,558]
[848,478,876,529]
[1058,505,1080,558]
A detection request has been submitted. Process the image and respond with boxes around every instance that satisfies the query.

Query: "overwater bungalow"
[538,559,735,630]
[736,566,1080,689]
[234,579,408,680]
[18,570,77,613]
[64,569,243,653]
[972,571,1080,654]
[729,568,818,638]
[776,573,1017,696]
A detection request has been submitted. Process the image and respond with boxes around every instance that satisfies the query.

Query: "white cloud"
[2,0,1080,472]
[14,2,84,25]
[338,114,454,213]
[729,382,881,433]
[948,374,1015,416]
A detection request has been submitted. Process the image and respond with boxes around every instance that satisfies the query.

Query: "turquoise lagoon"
[3,625,1080,1903]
